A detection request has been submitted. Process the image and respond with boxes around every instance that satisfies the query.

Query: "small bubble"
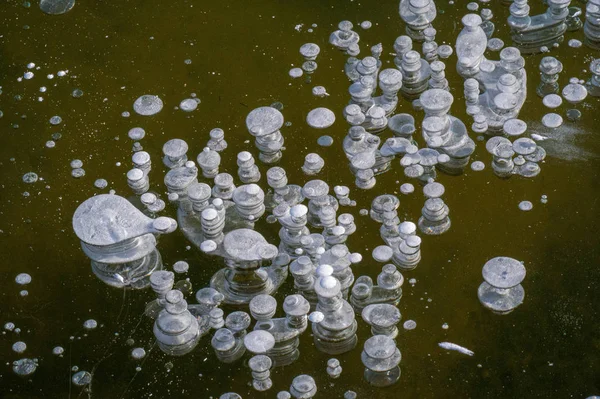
[131,348,146,359]
[49,116,62,125]
[83,319,98,330]
[12,341,27,353]
[180,98,198,112]
[71,168,86,178]
[442,323,449,330]
[72,371,92,386]
[317,135,333,147]
[12,358,37,376]
[70,159,83,169]
[133,95,163,116]
[400,183,415,194]
[94,179,108,189]
[518,201,533,211]
[289,68,303,78]
[403,320,417,330]
[52,346,64,356]
[16,273,32,285]
[72,89,84,98]
[470,161,485,171]
[360,20,372,29]
[22,172,38,184]
[173,261,189,274]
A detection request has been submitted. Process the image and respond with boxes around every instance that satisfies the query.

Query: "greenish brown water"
[1,0,599,398]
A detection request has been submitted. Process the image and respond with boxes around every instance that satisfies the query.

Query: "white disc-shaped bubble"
[307,107,336,129]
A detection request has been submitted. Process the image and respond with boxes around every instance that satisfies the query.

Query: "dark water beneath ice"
[1,0,599,398]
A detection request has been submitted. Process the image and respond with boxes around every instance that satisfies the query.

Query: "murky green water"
[1,0,599,398]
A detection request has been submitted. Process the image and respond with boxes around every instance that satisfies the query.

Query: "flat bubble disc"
[331,226,345,236]
[72,371,92,386]
[40,0,75,15]
[309,311,324,323]
[127,168,144,181]
[348,252,362,264]
[487,38,504,51]
[542,94,562,109]
[362,304,401,327]
[471,161,485,171]
[562,83,588,104]
[243,330,275,354]
[317,135,333,147]
[400,183,414,194]
[133,95,163,116]
[403,320,417,330]
[299,43,320,58]
[316,264,334,278]
[494,143,514,158]
[179,98,198,112]
[512,138,537,155]
[566,108,581,122]
[307,107,336,129]
[485,136,512,154]
[258,244,278,260]
[200,240,217,253]
[153,217,175,233]
[128,127,146,140]
[372,246,394,262]
[131,347,146,359]
[289,68,303,78]
[15,273,32,285]
[283,295,310,316]
[312,86,328,97]
[423,180,444,198]
[71,168,85,178]
[12,341,27,353]
[518,200,533,211]
[542,113,563,128]
[437,45,453,59]
[503,119,527,137]
[405,235,421,247]
[482,256,526,288]
[249,294,277,318]
[173,261,189,273]
[22,172,38,184]
[83,319,97,330]
[399,221,416,235]
[13,358,37,376]
[246,106,284,136]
